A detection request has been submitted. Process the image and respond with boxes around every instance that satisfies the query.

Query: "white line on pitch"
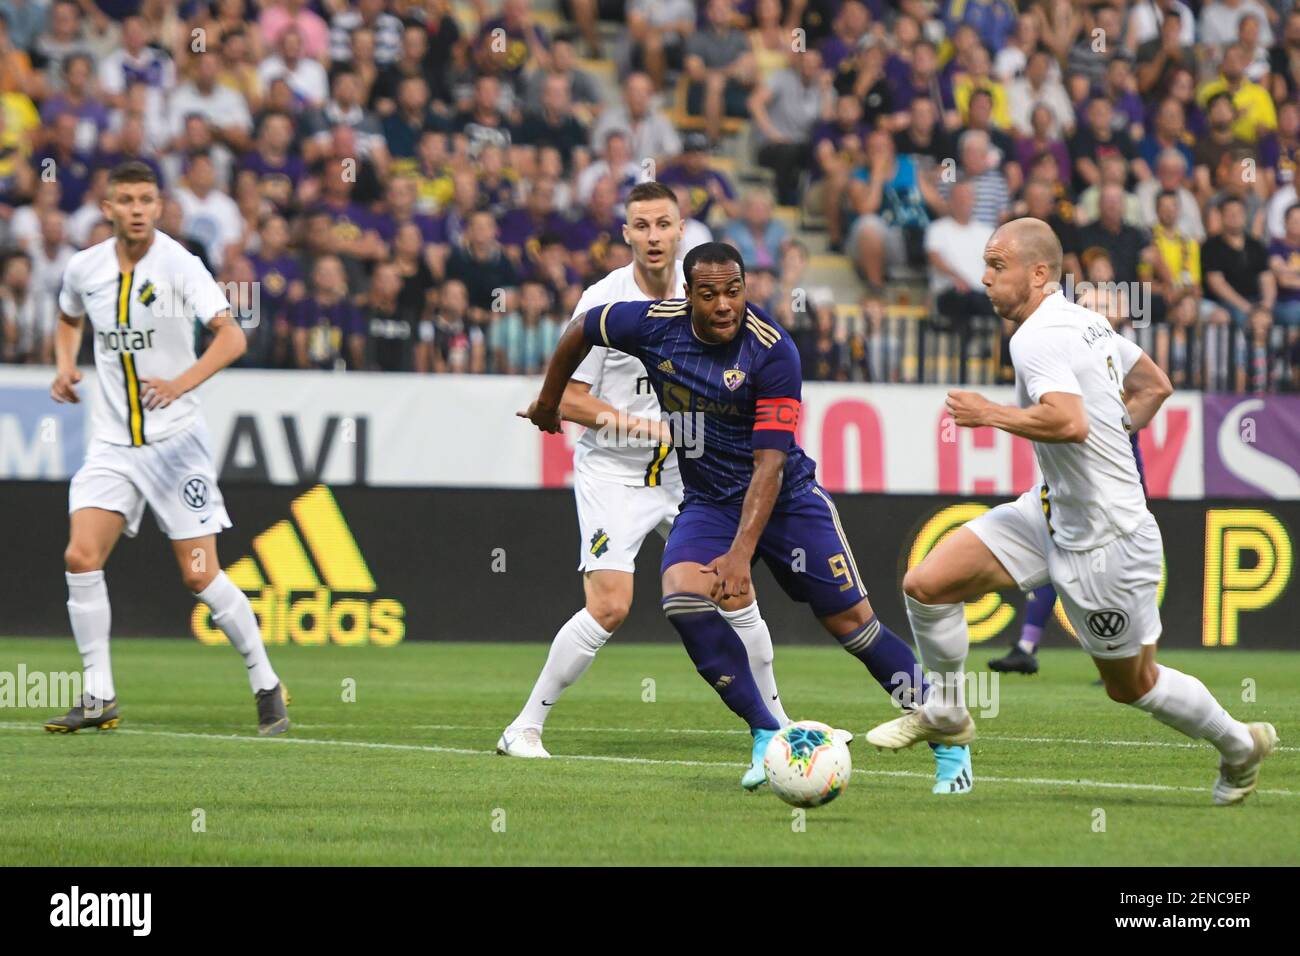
[0,722,1295,798]
[405,722,1298,754]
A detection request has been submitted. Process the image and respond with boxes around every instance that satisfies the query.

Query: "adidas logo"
[657,359,675,375]
[191,485,405,647]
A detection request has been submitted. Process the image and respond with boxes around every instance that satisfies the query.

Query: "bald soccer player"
[866,218,1278,806]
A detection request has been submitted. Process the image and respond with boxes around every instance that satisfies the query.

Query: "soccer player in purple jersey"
[523,242,974,794]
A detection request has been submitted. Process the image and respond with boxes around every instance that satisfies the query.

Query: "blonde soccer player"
[866,218,1276,805]
[45,160,289,736]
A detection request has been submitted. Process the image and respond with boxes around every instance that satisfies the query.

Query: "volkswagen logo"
[180,476,209,512]
[1086,608,1128,639]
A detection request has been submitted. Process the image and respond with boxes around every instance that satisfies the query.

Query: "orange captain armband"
[754,397,801,432]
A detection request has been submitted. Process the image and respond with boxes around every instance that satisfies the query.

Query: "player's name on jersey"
[97,327,156,353]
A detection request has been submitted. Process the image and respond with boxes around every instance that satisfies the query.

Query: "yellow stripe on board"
[254,520,322,590]
[292,485,376,592]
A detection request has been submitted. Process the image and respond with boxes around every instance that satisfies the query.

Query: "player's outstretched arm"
[520,316,594,433]
[50,312,85,403]
[946,389,1090,444]
[1121,352,1174,432]
[703,449,785,601]
[139,312,246,410]
[556,380,671,445]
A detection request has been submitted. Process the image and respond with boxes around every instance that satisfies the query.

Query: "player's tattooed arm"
[704,449,785,601]
[140,311,247,410]
[521,316,594,433]
[947,389,1090,444]
[1121,352,1174,432]
[50,312,85,403]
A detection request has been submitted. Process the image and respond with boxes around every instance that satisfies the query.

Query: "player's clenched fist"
[701,550,751,601]
[517,400,562,433]
[51,368,82,403]
[945,389,992,428]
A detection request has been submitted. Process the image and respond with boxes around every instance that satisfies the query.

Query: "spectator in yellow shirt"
[953,43,1011,130]
[1153,188,1230,325]
[1197,43,1277,144]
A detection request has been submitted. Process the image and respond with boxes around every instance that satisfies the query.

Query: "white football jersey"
[570,262,686,486]
[1010,290,1149,551]
[58,230,232,446]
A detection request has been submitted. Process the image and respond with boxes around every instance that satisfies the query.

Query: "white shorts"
[69,418,232,541]
[574,469,681,573]
[966,489,1163,659]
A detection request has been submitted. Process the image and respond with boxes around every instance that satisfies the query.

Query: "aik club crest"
[589,529,610,558]
[723,368,746,391]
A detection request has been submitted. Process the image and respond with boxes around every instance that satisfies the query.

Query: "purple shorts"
[661,485,869,617]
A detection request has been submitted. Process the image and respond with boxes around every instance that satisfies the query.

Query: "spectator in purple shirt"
[890,40,957,128]
[565,175,625,278]
[36,113,93,213]
[95,113,164,185]
[1015,104,1071,185]
[1268,203,1300,327]
[41,54,110,155]
[476,0,551,88]
[500,177,568,270]
[659,131,738,225]
[528,232,583,316]
[248,212,305,366]
[291,255,366,370]
[238,110,307,213]
[819,1,873,76]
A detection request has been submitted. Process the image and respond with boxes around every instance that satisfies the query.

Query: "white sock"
[904,594,969,727]
[1131,664,1254,762]
[721,601,791,726]
[67,570,114,701]
[196,571,279,693]
[511,608,611,731]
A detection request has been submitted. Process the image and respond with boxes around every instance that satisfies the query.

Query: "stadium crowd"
[0,0,1297,392]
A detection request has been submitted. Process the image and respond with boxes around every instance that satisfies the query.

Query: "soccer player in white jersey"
[863,221,1279,806]
[865,218,1277,804]
[44,161,289,737]
[498,182,791,758]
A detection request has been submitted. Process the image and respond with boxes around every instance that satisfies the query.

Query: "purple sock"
[1020,584,1056,649]
[662,593,780,731]
[836,616,928,709]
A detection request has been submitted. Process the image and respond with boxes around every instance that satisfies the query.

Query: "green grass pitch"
[1,637,1297,866]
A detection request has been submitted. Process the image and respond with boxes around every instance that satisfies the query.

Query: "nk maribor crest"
[723,368,746,391]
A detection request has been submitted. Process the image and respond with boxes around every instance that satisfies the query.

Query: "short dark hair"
[626,181,677,208]
[683,241,746,285]
[1156,188,1179,206]
[1285,202,1300,223]
[107,160,158,188]
[1206,91,1234,112]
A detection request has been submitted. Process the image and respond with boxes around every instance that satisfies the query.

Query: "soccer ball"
[763,720,852,808]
